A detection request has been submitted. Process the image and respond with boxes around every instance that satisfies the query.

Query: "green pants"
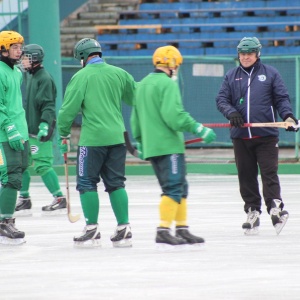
[0,141,29,219]
[0,141,29,189]
[20,137,63,197]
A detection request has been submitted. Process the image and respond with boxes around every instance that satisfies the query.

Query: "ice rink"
[1,174,300,300]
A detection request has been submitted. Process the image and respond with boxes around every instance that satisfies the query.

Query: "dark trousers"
[149,154,188,203]
[76,144,127,194]
[232,137,282,214]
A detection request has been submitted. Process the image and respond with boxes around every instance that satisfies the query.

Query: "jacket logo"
[7,125,15,132]
[30,145,39,154]
[258,75,266,81]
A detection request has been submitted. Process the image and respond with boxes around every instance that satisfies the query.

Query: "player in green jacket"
[57,38,135,248]
[0,31,29,245]
[15,44,66,216]
[130,45,216,248]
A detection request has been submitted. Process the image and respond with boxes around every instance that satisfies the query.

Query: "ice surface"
[1,174,300,300]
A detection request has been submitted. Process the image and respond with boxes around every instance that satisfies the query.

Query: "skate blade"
[274,214,289,235]
[14,209,33,217]
[155,243,188,251]
[186,242,205,249]
[74,239,101,248]
[244,227,259,236]
[0,236,26,245]
[112,238,132,248]
[41,208,67,216]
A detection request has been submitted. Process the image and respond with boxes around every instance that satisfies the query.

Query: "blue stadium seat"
[100,0,300,57]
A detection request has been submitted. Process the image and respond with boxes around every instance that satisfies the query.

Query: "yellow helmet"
[0,30,24,52]
[152,45,183,68]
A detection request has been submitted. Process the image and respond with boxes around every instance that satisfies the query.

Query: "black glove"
[284,114,299,132]
[228,112,244,128]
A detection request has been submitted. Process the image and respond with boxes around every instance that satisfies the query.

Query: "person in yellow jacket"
[130,45,216,248]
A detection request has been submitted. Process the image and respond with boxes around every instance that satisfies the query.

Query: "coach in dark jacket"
[216,37,298,236]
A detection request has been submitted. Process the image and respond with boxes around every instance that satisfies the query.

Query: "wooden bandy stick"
[202,121,298,129]
[126,121,299,153]
[63,142,80,223]
[185,121,299,145]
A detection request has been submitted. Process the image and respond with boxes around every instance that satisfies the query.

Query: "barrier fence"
[62,55,300,159]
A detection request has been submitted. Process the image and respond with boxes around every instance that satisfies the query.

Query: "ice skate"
[0,218,26,245]
[41,196,67,215]
[270,199,289,235]
[14,196,32,216]
[242,208,260,235]
[175,226,205,246]
[110,224,132,248]
[73,224,101,248]
[155,227,188,250]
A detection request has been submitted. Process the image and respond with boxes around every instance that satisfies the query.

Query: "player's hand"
[193,123,216,144]
[58,136,70,155]
[284,114,299,132]
[228,112,244,128]
[136,143,144,160]
[4,123,24,151]
[37,122,49,141]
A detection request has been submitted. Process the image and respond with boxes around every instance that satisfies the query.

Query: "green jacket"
[24,67,57,136]
[58,62,135,146]
[0,62,28,142]
[130,72,197,159]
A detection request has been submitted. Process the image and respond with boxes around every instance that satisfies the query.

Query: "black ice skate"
[155,227,188,249]
[42,196,67,215]
[110,224,132,248]
[14,196,32,216]
[73,224,101,247]
[0,218,26,245]
[175,226,205,245]
[242,208,260,235]
[270,199,289,235]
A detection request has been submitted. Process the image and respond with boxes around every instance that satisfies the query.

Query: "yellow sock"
[175,198,187,227]
[159,195,178,228]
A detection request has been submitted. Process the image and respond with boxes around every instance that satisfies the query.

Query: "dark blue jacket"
[216,59,294,139]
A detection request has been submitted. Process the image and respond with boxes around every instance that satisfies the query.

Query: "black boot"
[175,226,205,244]
[156,227,187,246]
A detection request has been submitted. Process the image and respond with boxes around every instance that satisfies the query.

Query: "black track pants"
[232,136,282,214]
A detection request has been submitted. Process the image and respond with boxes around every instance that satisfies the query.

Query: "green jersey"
[130,72,197,159]
[0,62,28,142]
[58,62,135,146]
[24,67,56,136]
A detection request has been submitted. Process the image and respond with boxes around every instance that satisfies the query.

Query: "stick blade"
[68,213,80,223]
[67,201,80,223]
